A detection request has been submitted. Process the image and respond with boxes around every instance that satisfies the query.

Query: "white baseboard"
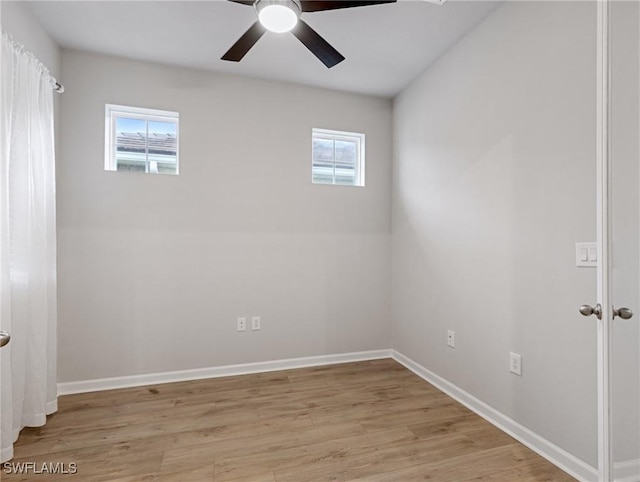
[391,350,599,482]
[615,458,640,482]
[57,349,392,395]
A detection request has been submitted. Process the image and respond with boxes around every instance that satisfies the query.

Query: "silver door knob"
[613,307,633,320]
[580,304,602,319]
[0,330,10,348]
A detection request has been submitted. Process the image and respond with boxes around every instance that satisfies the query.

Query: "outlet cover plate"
[237,317,246,332]
[510,352,522,376]
[447,330,455,348]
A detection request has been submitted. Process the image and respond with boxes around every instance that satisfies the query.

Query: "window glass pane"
[334,139,357,185]
[335,140,356,164]
[312,165,334,184]
[312,137,335,184]
[335,166,356,185]
[148,121,178,175]
[313,138,334,162]
[115,117,147,172]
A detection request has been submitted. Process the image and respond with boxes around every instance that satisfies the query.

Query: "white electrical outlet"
[510,352,522,376]
[251,316,261,331]
[237,317,246,332]
[447,330,455,348]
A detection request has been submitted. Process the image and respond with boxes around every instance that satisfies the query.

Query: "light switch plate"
[576,242,597,267]
[251,316,261,331]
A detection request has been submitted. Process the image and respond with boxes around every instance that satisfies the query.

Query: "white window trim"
[312,128,365,187]
[104,104,180,174]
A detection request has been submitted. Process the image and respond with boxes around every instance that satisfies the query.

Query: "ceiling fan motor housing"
[255,0,302,21]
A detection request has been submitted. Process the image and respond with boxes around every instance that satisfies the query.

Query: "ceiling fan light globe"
[258,4,298,33]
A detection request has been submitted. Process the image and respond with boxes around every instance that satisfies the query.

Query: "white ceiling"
[26,0,500,98]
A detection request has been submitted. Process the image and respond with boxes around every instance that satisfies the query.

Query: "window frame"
[104,104,180,175]
[311,128,365,187]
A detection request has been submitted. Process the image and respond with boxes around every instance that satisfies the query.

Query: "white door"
[603,2,640,480]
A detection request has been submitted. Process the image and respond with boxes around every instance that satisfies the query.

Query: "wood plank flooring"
[4,359,576,481]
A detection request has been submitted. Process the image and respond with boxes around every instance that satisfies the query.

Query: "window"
[105,104,179,175]
[312,128,365,187]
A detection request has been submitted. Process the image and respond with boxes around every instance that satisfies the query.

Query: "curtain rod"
[54,81,64,94]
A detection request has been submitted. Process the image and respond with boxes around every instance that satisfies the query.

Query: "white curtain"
[0,32,58,463]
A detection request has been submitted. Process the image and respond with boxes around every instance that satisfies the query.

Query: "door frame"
[596,0,612,480]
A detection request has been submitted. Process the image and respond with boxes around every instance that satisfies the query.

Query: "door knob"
[613,307,633,320]
[0,330,10,348]
[580,304,602,319]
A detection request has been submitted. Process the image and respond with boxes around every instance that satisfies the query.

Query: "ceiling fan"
[222,0,397,68]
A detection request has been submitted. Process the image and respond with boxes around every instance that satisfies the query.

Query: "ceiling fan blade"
[301,0,396,12]
[221,22,267,62]
[227,0,255,5]
[291,19,345,68]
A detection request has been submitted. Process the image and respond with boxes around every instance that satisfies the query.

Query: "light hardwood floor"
[5,359,576,481]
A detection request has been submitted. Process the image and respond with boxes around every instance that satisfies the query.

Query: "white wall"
[392,1,598,467]
[57,50,392,383]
